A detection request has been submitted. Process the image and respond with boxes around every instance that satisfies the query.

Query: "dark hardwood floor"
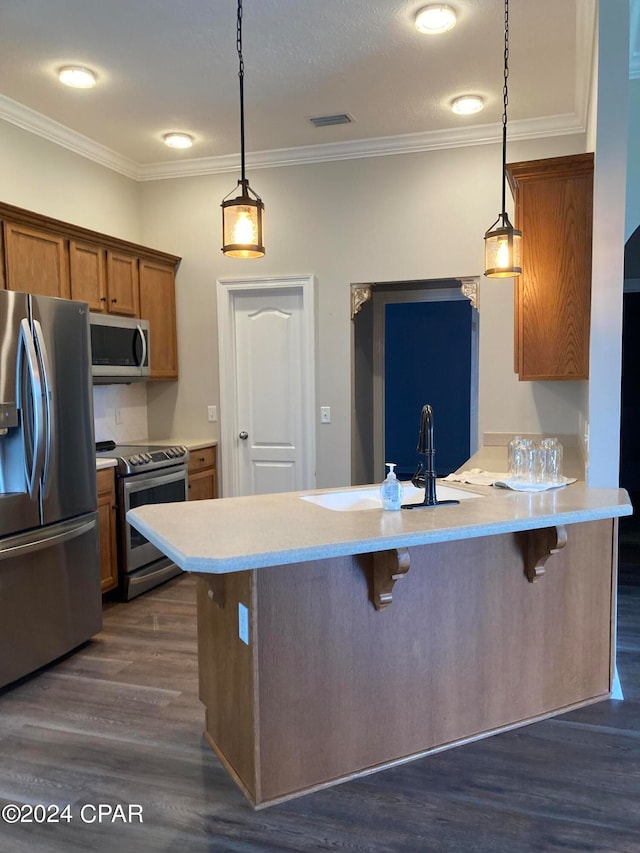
[1,570,639,852]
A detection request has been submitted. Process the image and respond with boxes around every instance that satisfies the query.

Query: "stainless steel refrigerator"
[0,290,101,689]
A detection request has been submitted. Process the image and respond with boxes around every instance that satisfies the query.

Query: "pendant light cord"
[237,0,246,185]
[501,0,510,219]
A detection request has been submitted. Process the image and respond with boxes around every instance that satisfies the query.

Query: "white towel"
[443,469,509,486]
[443,469,576,492]
[493,476,576,492]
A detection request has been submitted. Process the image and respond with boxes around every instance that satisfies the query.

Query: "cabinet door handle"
[239,431,248,440]
[111,298,117,303]
[100,296,107,302]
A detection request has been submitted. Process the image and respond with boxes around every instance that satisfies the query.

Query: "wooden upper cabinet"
[69,240,107,311]
[139,258,178,380]
[3,222,70,298]
[507,153,594,381]
[106,250,139,317]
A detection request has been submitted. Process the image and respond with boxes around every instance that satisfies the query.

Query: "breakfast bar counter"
[128,481,631,808]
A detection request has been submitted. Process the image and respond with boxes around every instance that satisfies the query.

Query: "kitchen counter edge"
[127,481,632,576]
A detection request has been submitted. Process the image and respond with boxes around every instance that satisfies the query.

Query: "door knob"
[239,431,248,440]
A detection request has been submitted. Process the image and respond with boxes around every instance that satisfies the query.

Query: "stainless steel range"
[96,442,189,600]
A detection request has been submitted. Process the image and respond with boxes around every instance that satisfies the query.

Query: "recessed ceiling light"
[57,66,97,89]
[451,95,484,115]
[414,5,457,34]
[163,132,194,149]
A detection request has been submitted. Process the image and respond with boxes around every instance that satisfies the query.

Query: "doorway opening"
[351,278,479,486]
[619,224,640,583]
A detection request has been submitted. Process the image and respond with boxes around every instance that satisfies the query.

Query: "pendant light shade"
[484,216,521,278]
[484,0,521,278]
[222,0,265,258]
[222,180,264,258]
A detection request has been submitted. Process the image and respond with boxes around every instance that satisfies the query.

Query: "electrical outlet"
[320,406,331,424]
[207,405,218,423]
[238,603,249,645]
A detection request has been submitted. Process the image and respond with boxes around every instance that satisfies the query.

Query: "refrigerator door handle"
[135,323,147,369]
[17,319,45,499]
[32,319,56,499]
[0,516,97,562]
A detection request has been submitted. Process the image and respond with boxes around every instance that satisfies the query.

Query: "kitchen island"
[128,480,631,808]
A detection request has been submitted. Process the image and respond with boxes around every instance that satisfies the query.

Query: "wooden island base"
[196,519,617,808]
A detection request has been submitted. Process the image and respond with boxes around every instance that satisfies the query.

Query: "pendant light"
[484,0,521,278]
[221,0,265,258]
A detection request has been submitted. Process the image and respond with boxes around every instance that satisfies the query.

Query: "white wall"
[141,133,586,489]
[0,121,140,240]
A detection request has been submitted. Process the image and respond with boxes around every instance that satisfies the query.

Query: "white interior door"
[218,276,316,497]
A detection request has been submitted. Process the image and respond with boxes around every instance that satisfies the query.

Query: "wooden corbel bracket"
[196,573,226,608]
[372,548,411,610]
[525,525,568,583]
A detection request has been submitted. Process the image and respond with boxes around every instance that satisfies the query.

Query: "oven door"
[121,465,187,572]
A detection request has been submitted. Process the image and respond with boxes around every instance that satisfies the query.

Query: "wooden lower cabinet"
[188,445,217,500]
[96,468,118,593]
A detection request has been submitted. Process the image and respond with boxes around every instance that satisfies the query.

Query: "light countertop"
[127,477,631,575]
[96,458,117,471]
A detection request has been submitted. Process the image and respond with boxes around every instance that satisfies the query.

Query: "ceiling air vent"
[309,113,353,128]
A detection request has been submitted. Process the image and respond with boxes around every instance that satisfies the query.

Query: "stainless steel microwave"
[90,313,150,383]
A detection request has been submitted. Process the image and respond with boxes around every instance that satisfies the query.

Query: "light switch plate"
[320,406,331,423]
[207,405,217,422]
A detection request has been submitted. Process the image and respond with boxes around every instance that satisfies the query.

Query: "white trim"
[0,89,586,182]
[216,274,316,498]
[0,94,139,179]
[371,280,479,479]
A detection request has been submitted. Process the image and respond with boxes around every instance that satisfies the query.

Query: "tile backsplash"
[93,384,148,444]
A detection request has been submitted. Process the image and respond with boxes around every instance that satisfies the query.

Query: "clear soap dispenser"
[380,463,403,510]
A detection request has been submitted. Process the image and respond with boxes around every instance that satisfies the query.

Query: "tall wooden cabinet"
[139,259,179,380]
[507,153,594,381]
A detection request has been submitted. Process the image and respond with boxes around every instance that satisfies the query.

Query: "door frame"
[372,281,479,478]
[217,274,316,497]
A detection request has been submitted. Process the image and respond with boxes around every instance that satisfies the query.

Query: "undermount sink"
[300,482,483,512]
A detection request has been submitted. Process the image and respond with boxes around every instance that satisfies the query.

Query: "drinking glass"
[511,438,535,482]
[540,438,563,484]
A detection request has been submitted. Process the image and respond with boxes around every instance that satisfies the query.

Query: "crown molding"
[0,103,586,184]
[137,113,586,181]
[0,94,139,179]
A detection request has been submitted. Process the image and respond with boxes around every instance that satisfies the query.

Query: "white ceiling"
[0,0,601,180]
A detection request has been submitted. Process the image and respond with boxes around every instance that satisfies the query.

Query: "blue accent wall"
[384,300,472,479]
